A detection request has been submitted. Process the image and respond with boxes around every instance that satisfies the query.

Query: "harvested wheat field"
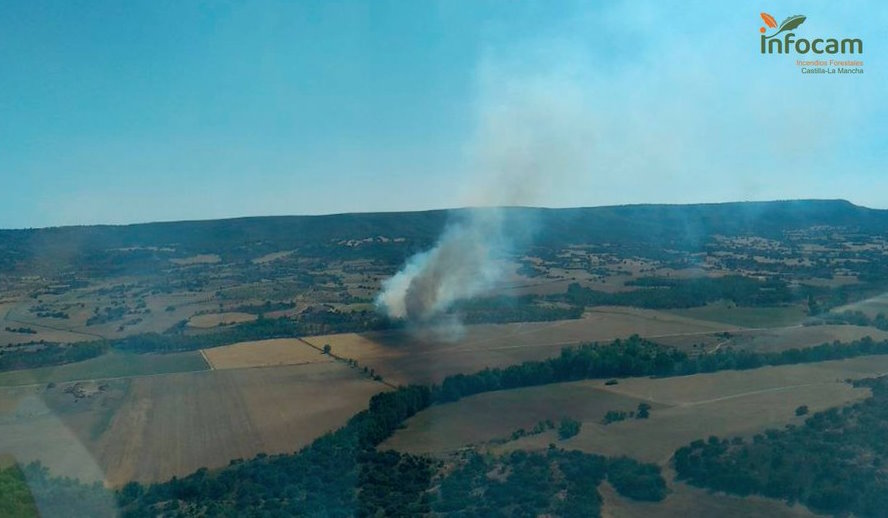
[387,355,888,466]
[724,324,888,353]
[187,312,257,329]
[93,362,386,485]
[0,384,121,484]
[0,362,386,486]
[201,338,330,370]
[304,308,737,385]
[504,356,888,464]
[599,478,815,518]
[379,381,665,455]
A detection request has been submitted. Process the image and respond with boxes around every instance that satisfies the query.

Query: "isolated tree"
[558,418,581,440]
[637,403,651,419]
[323,344,332,355]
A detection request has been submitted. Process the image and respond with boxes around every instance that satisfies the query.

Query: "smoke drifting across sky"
[375,51,598,326]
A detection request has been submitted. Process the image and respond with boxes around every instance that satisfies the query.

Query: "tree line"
[558,275,805,310]
[0,340,109,372]
[429,334,888,404]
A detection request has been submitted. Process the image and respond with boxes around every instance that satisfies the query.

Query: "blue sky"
[1,1,886,228]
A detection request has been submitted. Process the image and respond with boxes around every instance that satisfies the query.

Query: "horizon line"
[0,198,877,232]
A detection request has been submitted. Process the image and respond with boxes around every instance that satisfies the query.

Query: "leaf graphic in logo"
[760,12,778,29]
[766,14,807,38]
[777,15,806,32]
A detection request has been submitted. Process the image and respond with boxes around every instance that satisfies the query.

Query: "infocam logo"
[759,13,863,55]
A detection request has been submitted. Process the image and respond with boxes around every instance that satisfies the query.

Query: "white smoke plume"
[376,209,507,322]
[375,47,597,327]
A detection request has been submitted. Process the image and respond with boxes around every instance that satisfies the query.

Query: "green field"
[666,302,808,328]
[0,351,209,387]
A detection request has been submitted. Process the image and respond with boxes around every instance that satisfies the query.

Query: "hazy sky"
[2,1,886,228]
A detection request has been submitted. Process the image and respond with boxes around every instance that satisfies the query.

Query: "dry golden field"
[654,324,888,354]
[833,292,888,318]
[379,381,664,455]
[726,324,888,353]
[599,478,815,518]
[0,382,127,484]
[386,355,888,465]
[305,308,737,385]
[187,311,257,329]
[169,254,221,265]
[201,338,332,370]
[251,250,294,264]
[0,362,387,486]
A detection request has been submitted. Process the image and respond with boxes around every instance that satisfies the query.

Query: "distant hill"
[0,199,885,276]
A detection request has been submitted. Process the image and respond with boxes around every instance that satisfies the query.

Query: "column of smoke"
[375,54,596,335]
[375,208,509,324]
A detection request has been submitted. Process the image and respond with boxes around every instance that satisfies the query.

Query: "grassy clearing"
[0,351,209,387]
[666,302,808,328]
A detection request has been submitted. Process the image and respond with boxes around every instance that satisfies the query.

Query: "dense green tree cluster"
[561,275,796,310]
[4,326,37,334]
[818,310,888,331]
[357,450,436,516]
[432,336,683,403]
[112,312,401,354]
[558,418,582,439]
[433,449,665,517]
[674,376,888,516]
[453,295,584,325]
[600,405,650,424]
[228,301,297,314]
[0,464,38,517]
[602,410,630,424]
[606,457,668,501]
[0,341,108,372]
[435,449,601,517]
